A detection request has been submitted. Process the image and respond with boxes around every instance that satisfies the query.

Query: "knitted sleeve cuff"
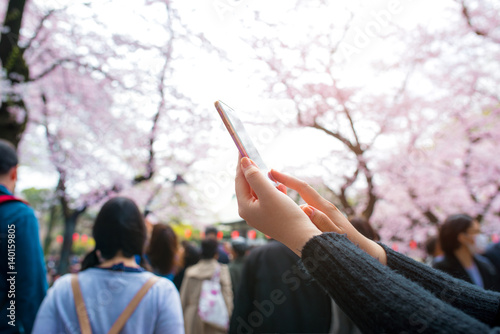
[301,232,493,333]
[380,242,500,326]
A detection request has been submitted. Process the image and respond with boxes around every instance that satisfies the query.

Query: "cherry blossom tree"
[232,0,500,251]
[231,0,411,221]
[372,0,500,245]
[1,0,225,273]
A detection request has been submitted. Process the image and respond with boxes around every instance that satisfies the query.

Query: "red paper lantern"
[217,231,223,240]
[56,235,63,244]
[391,243,399,252]
[247,230,257,240]
[492,234,499,243]
[72,233,79,242]
[231,230,240,239]
[409,240,418,249]
[184,229,192,239]
[81,234,88,243]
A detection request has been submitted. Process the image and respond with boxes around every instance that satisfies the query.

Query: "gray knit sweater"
[301,233,500,334]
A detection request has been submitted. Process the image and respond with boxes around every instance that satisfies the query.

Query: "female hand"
[269,169,387,265]
[235,156,321,255]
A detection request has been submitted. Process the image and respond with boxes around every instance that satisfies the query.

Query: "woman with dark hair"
[173,240,201,290]
[146,223,179,280]
[434,214,499,291]
[32,197,184,334]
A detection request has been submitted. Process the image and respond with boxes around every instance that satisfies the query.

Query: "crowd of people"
[1,140,500,333]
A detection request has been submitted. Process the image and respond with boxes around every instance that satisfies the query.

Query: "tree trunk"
[0,0,29,147]
[57,209,85,275]
[43,203,60,256]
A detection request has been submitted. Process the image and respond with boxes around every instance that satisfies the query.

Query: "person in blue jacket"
[0,139,48,334]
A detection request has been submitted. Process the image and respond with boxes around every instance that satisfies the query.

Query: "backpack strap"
[108,276,160,334]
[71,274,92,334]
[0,194,28,205]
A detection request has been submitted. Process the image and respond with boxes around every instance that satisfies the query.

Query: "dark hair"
[350,217,377,241]
[231,237,248,257]
[201,239,218,259]
[205,226,218,238]
[146,224,178,275]
[0,139,18,175]
[439,214,474,256]
[425,235,438,256]
[181,240,200,268]
[81,197,146,270]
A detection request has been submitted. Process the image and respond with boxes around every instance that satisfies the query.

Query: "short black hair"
[439,214,474,256]
[231,237,248,257]
[205,226,218,237]
[425,235,438,256]
[200,239,218,259]
[0,139,18,175]
[181,241,201,268]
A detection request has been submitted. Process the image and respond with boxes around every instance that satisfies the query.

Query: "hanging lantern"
[231,230,240,239]
[492,234,499,244]
[56,235,63,244]
[184,229,192,239]
[247,230,257,240]
[391,243,399,252]
[217,231,223,240]
[409,240,417,249]
[81,234,88,243]
[72,233,79,242]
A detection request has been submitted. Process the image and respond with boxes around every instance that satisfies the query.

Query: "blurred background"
[1,0,499,277]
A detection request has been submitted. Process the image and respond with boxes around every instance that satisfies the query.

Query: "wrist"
[285,225,322,256]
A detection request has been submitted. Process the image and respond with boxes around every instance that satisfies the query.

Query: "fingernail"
[268,170,277,182]
[303,206,314,218]
[241,157,257,169]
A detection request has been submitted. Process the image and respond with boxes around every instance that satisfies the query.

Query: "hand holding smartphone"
[214,100,278,186]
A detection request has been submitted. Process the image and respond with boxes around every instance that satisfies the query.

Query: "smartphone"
[214,100,277,185]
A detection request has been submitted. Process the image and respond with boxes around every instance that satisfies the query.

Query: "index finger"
[269,169,339,214]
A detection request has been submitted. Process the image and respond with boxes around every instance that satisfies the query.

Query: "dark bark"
[57,206,86,275]
[43,202,60,256]
[0,0,29,148]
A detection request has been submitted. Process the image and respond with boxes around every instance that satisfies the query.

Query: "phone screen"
[214,100,277,185]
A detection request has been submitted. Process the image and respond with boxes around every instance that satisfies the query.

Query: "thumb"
[240,157,275,198]
[302,205,343,234]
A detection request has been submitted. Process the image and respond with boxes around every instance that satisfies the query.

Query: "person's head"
[425,235,442,258]
[205,226,218,240]
[231,237,248,259]
[82,197,146,270]
[200,238,218,260]
[350,217,377,241]
[0,139,18,193]
[146,224,178,275]
[439,214,480,256]
[180,240,200,269]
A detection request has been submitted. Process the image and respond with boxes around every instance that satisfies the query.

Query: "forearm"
[301,233,495,333]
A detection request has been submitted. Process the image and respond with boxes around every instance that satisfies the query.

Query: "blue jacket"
[0,185,48,334]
